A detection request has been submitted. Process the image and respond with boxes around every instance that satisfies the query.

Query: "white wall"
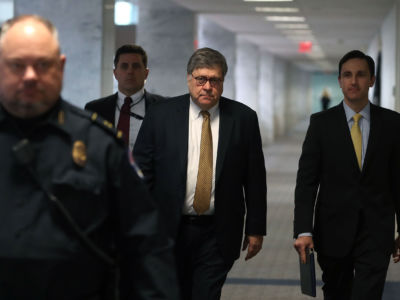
[258,51,275,145]
[380,6,397,109]
[235,35,259,111]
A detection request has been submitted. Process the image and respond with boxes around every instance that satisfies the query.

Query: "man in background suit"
[294,50,400,300]
[134,47,267,300]
[85,44,164,150]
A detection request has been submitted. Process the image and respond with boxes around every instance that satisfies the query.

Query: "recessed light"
[266,16,305,22]
[244,0,293,2]
[282,30,312,35]
[255,7,299,13]
[274,23,309,29]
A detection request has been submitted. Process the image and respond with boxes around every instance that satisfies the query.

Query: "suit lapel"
[336,103,362,172]
[173,95,190,181]
[103,93,118,124]
[362,104,380,173]
[216,98,234,184]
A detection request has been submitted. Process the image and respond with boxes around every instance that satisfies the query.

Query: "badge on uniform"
[72,140,87,167]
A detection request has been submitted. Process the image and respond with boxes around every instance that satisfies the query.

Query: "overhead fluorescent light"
[255,7,299,12]
[286,35,315,41]
[114,1,138,25]
[266,16,305,22]
[245,0,293,2]
[275,23,309,29]
[244,0,293,2]
[282,29,312,35]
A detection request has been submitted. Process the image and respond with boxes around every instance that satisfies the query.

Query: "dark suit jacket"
[133,94,267,262]
[294,102,400,257]
[84,90,164,124]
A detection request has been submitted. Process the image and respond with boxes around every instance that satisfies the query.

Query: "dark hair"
[114,44,147,68]
[338,50,375,78]
[187,47,228,77]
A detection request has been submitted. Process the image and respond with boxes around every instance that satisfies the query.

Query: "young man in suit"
[134,47,267,300]
[85,44,164,150]
[294,50,400,300]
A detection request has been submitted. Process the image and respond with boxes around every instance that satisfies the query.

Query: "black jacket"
[0,99,178,300]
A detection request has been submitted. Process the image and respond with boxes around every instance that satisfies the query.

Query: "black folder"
[299,248,316,297]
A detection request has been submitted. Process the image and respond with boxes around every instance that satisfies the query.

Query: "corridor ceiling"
[172,0,395,72]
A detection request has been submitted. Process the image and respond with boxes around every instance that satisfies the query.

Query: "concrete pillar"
[272,58,288,137]
[258,51,275,145]
[381,6,396,109]
[101,0,116,98]
[137,0,195,97]
[197,15,236,99]
[15,0,104,107]
[235,35,259,111]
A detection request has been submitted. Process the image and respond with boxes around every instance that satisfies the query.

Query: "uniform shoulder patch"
[88,112,125,143]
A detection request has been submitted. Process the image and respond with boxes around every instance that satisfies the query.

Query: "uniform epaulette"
[89,112,125,143]
[68,104,125,143]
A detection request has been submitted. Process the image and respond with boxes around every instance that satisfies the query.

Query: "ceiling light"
[255,7,299,12]
[266,16,305,22]
[115,1,138,25]
[244,0,293,2]
[274,23,309,29]
[282,29,312,35]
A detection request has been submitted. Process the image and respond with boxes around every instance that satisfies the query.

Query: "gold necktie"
[193,111,213,215]
[350,113,362,169]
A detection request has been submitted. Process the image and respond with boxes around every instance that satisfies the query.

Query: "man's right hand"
[294,236,314,264]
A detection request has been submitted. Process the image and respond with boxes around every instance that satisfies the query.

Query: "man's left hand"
[393,235,400,263]
[242,235,263,261]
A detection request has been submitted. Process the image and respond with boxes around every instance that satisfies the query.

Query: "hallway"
[221,120,400,300]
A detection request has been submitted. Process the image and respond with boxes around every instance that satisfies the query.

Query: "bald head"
[0,15,65,118]
[0,15,60,52]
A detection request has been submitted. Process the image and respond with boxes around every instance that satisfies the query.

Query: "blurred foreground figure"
[0,14,179,300]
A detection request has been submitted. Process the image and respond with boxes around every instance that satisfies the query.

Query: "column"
[197,15,236,99]
[258,51,275,144]
[235,35,259,111]
[15,0,104,107]
[136,0,195,97]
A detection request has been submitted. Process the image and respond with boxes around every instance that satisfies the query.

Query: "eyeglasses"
[191,74,223,87]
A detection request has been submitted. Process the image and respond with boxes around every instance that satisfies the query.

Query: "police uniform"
[0,99,178,300]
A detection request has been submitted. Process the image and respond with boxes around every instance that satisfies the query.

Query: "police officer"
[0,15,179,299]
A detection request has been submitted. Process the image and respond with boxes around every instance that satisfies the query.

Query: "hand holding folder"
[299,248,316,297]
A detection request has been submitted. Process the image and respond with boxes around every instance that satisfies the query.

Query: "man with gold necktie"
[294,50,400,300]
[134,47,267,300]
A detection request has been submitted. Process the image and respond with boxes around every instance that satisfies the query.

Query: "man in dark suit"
[134,47,267,300]
[294,50,400,300]
[85,44,164,151]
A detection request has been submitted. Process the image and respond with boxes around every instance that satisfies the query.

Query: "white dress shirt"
[182,99,220,215]
[115,88,146,151]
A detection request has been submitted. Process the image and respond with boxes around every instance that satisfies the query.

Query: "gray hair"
[187,47,228,78]
[0,15,59,50]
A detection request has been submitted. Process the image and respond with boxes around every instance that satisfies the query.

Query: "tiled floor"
[221,120,400,300]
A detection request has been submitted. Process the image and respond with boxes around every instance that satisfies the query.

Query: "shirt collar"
[117,87,145,106]
[343,100,370,123]
[189,97,219,121]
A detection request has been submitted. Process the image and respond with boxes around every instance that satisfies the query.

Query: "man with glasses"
[134,47,267,300]
[85,44,164,151]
